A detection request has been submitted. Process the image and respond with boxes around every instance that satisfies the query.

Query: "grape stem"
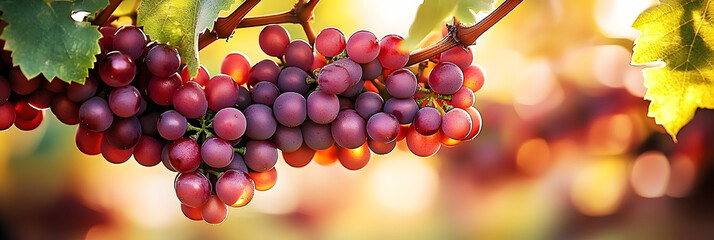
[92,0,123,26]
[198,0,262,50]
[405,0,524,66]
[234,147,246,155]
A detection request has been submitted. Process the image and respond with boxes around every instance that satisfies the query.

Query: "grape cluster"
[0,23,486,224]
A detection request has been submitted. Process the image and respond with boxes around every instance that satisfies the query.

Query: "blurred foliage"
[402,0,495,50]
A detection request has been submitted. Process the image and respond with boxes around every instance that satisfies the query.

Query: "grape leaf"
[631,0,714,140]
[403,0,495,50]
[0,0,108,84]
[137,0,235,77]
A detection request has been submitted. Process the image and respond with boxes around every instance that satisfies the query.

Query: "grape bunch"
[0,23,486,224]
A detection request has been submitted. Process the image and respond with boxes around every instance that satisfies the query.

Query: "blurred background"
[3,0,714,239]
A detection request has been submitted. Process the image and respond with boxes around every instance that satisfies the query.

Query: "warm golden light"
[630,151,670,198]
[516,138,551,176]
[571,158,627,216]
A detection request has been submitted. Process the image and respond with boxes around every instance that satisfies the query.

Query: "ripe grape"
[180,65,210,86]
[248,59,280,86]
[100,136,134,163]
[248,168,277,191]
[213,107,246,141]
[274,125,303,152]
[112,25,147,59]
[464,107,483,140]
[108,85,142,117]
[428,62,463,95]
[317,64,350,95]
[75,125,103,155]
[413,107,441,135]
[441,108,472,140]
[384,98,418,124]
[361,58,383,80]
[168,137,202,173]
[205,74,239,111]
[148,74,182,106]
[306,90,339,124]
[366,112,400,143]
[78,97,114,132]
[315,27,346,57]
[337,143,370,170]
[313,144,338,165]
[251,81,280,106]
[174,171,211,207]
[145,44,180,78]
[201,137,234,168]
[243,104,277,140]
[0,102,16,130]
[273,92,307,127]
[259,25,290,57]
[133,136,163,166]
[440,46,473,70]
[9,67,40,95]
[173,81,208,119]
[157,110,187,140]
[332,59,362,86]
[301,120,334,150]
[43,78,67,93]
[201,194,228,224]
[67,75,98,102]
[181,204,202,221]
[235,86,252,110]
[346,30,379,64]
[14,99,39,120]
[282,144,314,167]
[284,40,314,72]
[100,51,136,87]
[216,170,254,207]
[331,110,367,149]
[354,91,383,119]
[27,88,53,109]
[405,125,441,157]
[244,140,278,172]
[386,68,417,98]
[463,64,486,92]
[450,86,475,109]
[277,67,309,94]
[105,116,142,149]
[221,52,251,85]
[14,110,44,131]
[50,94,80,125]
[378,34,408,69]
[367,138,396,155]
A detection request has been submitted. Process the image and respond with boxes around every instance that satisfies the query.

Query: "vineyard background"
[2,0,713,239]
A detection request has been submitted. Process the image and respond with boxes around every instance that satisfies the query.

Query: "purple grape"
[148,73,182,106]
[235,86,252,110]
[428,62,464,95]
[251,81,280,106]
[113,25,147,59]
[306,90,339,124]
[386,68,417,98]
[361,58,383,80]
[174,171,211,207]
[105,116,142,149]
[248,59,280,86]
[205,74,239,111]
[354,91,383,119]
[273,92,307,127]
[384,98,418,124]
[168,137,201,173]
[317,64,350,95]
[331,110,367,149]
[346,30,379,64]
[366,112,400,143]
[218,153,249,173]
[201,137,234,168]
[277,66,309,94]
[301,120,334,150]
[67,75,98,102]
[284,40,314,71]
[244,140,278,172]
[213,107,246,141]
[244,104,277,140]
[332,59,362,86]
[341,79,364,98]
[108,85,142,117]
[173,81,207,119]
[413,107,441,135]
[145,44,180,77]
[157,110,187,140]
[100,51,136,87]
[133,136,163,167]
[273,125,303,152]
[78,97,114,132]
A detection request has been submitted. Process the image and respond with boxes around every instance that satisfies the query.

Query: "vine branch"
[406,0,524,66]
[92,0,123,26]
[198,0,262,50]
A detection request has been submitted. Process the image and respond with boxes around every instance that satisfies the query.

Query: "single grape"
[145,44,180,78]
[180,65,210,86]
[50,94,80,125]
[277,67,309,94]
[235,86,252,110]
[213,107,246,141]
[14,99,39,120]
[221,52,251,85]
[105,116,142,149]
[284,40,314,72]
[243,104,277,140]
[0,102,16,130]
[181,204,202,221]
[273,125,303,152]
[367,138,396,155]
[14,110,44,131]
[354,91,383,119]
[366,112,400,143]
[307,90,339,124]
[79,97,114,132]
[173,81,208,119]
[463,64,486,92]
[108,85,142,117]
[301,120,334,150]
[337,143,370,170]
[450,86,475,109]
[100,136,134,163]
[440,46,473,70]
[100,51,136,87]
[251,81,280,106]
[248,168,277,191]
[75,125,103,155]
[67,75,98,103]
[317,64,350,95]
[464,107,483,140]
[133,136,163,166]
[148,73,182,106]
[273,92,307,127]
[175,171,211,207]
[386,68,417,98]
[332,59,362,86]
[315,27,346,57]
[216,170,254,207]
[346,30,379,64]
[201,195,227,224]
[406,125,441,157]
[202,137,234,168]
[113,25,147,59]
[282,144,314,167]
[205,74,239,111]
[428,62,464,95]
[441,108,472,140]
[244,140,278,172]
[168,137,202,173]
[27,89,53,110]
[361,58,383,80]
[313,145,338,165]
[331,110,367,149]
[414,107,441,135]
[383,98,418,124]
[157,110,187,140]
[378,34,408,69]
[9,67,40,95]
[259,25,290,57]
[247,59,280,86]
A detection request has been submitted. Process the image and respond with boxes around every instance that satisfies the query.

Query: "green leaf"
[0,0,108,84]
[631,0,714,140]
[403,0,495,50]
[137,0,235,77]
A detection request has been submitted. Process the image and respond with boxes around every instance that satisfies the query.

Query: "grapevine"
[0,0,520,224]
